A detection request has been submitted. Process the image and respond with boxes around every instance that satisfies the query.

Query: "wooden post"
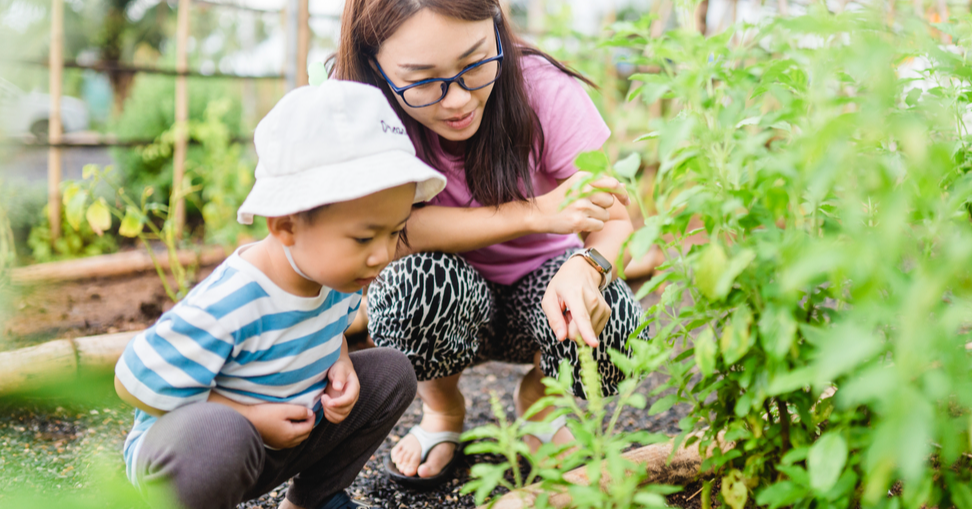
[48,0,64,242]
[778,0,789,17]
[285,0,299,90]
[173,0,190,238]
[297,0,310,87]
[527,0,545,35]
[696,0,709,34]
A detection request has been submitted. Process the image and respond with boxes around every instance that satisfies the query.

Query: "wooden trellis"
[44,0,312,241]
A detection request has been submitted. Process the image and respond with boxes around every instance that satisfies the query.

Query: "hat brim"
[237,149,446,225]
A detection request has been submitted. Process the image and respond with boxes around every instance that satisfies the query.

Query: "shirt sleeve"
[526,57,612,181]
[114,304,234,412]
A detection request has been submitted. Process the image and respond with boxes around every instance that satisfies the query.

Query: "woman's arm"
[401,173,630,256]
[541,182,634,348]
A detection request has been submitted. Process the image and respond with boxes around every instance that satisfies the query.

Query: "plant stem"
[777,398,791,455]
[701,479,713,509]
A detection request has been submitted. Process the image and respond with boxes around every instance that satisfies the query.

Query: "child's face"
[289,183,415,293]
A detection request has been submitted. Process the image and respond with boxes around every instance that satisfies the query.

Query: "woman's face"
[375,10,497,143]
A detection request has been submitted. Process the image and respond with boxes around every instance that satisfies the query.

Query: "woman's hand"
[541,256,611,348]
[532,173,630,236]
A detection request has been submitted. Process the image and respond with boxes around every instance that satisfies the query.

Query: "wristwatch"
[570,248,613,292]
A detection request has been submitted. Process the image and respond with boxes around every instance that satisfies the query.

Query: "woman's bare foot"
[515,357,574,453]
[389,373,465,478]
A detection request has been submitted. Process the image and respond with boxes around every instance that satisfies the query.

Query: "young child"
[113,80,446,509]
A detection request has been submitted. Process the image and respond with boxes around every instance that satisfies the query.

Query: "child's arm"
[321,335,360,424]
[114,376,166,417]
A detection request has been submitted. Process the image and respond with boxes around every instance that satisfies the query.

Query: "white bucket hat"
[237,80,447,224]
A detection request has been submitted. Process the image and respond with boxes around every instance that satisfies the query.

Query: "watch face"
[588,249,612,272]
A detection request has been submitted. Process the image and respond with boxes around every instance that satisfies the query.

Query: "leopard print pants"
[367,250,650,398]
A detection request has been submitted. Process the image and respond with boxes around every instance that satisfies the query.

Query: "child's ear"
[267,215,298,247]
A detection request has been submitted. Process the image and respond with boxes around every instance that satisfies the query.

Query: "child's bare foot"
[390,376,465,479]
[515,363,574,454]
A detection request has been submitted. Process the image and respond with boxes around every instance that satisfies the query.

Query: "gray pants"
[133,348,416,509]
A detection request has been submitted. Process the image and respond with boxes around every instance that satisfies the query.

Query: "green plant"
[68,164,198,302]
[140,98,265,247]
[462,336,677,508]
[573,6,972,509]
[27,205,118,264]
[111,75,244,198]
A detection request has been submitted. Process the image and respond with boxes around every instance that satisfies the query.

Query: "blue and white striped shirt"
[116,247,361,481]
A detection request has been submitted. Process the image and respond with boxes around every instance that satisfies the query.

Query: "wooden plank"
[48,0,64,241]
[173,0,191,238]
[10,245,227,285]
[74,331,141,373]
[0,340,77,396]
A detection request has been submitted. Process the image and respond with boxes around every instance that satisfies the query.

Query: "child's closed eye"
[354,237,373,244]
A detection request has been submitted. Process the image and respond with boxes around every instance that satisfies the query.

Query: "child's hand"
[244,403,316,449]
[321,357,360,424]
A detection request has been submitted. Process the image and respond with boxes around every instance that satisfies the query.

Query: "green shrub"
[26,204,118,263]
[594,7,972,509]
[465,7,972,509]
[110,75,244,199]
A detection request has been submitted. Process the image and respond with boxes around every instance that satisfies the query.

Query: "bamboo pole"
[527,0,546,35]
[10,245,227,285]
[285,0,299,90]
[297,0,310,87]
[172,0,191,239]
[47,0,64,242]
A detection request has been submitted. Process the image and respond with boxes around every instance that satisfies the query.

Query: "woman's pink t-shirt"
[416,55,611,285]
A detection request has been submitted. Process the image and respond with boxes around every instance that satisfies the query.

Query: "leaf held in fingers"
[613,152,642,179]
[574,150,610,174]
[85,198,112,236]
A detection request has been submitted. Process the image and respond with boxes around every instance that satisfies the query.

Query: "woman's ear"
[267,215,298,247]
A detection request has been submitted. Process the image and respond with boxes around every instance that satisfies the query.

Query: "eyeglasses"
[374,25,504,108]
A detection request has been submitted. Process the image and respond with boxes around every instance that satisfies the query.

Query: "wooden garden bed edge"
[9,245,228,285]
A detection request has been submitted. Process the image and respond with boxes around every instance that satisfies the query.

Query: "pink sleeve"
[526,58,611,181]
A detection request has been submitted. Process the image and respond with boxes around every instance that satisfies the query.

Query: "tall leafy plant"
[579,7,972,509]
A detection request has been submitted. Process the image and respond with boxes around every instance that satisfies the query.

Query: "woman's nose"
[440,81,472,110]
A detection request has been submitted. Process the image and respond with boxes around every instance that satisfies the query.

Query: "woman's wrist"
[563,255,603,288]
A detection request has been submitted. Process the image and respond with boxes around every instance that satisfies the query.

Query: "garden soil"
[0,277,706,508]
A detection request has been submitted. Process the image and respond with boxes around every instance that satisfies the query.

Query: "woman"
[335,0,650,487]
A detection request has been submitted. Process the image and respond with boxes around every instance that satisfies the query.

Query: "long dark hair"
[334,0,595,207]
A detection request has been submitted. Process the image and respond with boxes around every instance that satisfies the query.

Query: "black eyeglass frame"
[373,24,504,108]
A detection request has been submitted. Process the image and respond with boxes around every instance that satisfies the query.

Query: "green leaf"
[574,150,610,174]
[85,198,112,236]
[82,163,99,180]
[756,481,808,509]
[807,432,848,493]
[721,470,749,509]
[118,207,145,238]
[694,243,728,301]
[613,152,642,179]
[695,328,717,377]
[632,82,670,105]
[721,305,754,365]
[759,307,797,360]
[629,216,661,260]
[648,394,678,416]
[659,117,696,166]
[634,271,672,300]
[63,185,89,232]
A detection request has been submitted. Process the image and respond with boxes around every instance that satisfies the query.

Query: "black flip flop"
[384,425,464,490]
